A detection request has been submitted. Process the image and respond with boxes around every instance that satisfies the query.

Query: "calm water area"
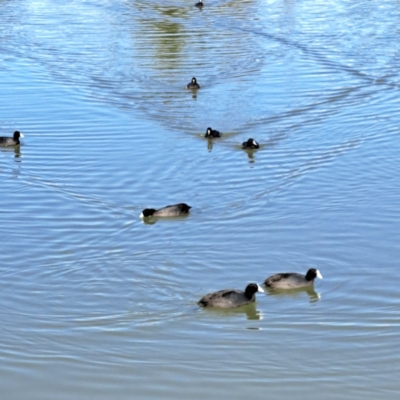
[1,0,400,398]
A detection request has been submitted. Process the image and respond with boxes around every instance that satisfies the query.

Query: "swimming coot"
[204,127,221,138]
[186,77,200,89]
[264,268,323,289]
[0,131,24,147]
[195,0,203,7]
[242,138,259,149]
[198,283,264,308]
[140,203,191,218]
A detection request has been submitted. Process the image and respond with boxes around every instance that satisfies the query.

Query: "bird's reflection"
[185,86,198,100]
[141,214,190,225]
[13,146,21,159]
[1,147,22,179]
[207,138,213,152]
[243,302,263,320]
[199,302,263,320]
[1,146,21,159]
[265,286,321,303]
[243,148,257,163]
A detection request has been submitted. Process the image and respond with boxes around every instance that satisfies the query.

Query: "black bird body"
[264,269,323,289]
[242,138,259,149]
[140,203,191,218]
[198,283,264,308]
[186,77,200,89]
[204,127,221,138]
[0,131,24,147]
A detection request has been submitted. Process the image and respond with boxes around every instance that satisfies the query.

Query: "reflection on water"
[141,214,191,225]
[152,20,184,69]
[1,146,21,159]
[132,6,189,71]
[199,302,263,321]
[14,148,21,159]
[242,148,258,163]
[265,286,321,303]
[0,146,22,180]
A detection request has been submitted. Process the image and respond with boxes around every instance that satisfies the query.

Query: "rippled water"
[1,0,400,398]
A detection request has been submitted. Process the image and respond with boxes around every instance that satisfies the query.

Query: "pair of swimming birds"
[198,269,323,308]
[205,128,259,149]
[205,128,259,150]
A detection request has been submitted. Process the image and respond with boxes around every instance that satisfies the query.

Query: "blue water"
[1,0,400,399]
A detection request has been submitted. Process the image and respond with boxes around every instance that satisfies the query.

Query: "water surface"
[1,0,400,399]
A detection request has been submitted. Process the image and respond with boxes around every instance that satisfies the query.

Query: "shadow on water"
[265,286,321,303]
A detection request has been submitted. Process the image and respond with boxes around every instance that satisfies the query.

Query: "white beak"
[257,284,265,293]
[316,270,323,279]
[20,133,24,138]
[139,212,144,218]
